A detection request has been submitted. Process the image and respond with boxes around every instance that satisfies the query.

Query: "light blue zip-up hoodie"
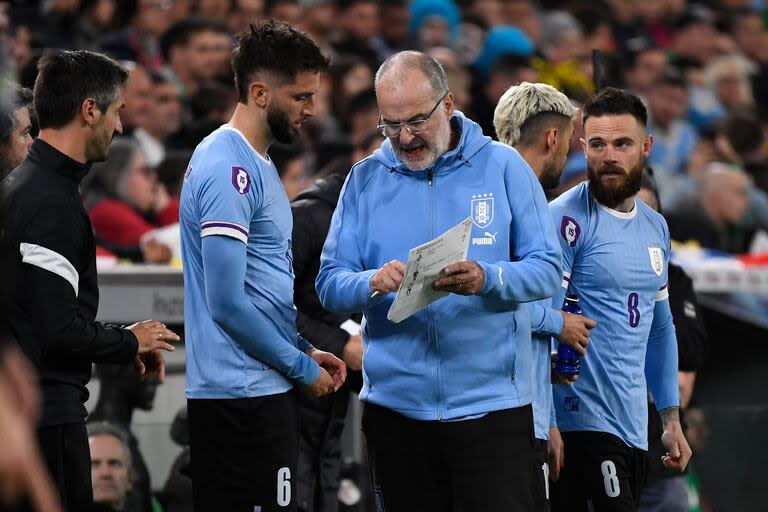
[317,112,562,420]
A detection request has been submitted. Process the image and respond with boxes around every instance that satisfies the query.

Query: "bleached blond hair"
[494,82,576,147]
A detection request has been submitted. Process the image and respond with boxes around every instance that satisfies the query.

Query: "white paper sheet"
[387,217,473,324]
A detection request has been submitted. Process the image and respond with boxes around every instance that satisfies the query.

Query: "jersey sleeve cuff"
[544,308,565,337]
[296,334,313,352]
[292,352,321,387]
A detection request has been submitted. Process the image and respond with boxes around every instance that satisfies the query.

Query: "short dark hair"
[582,87,647,127]
[232,21,330,103]
[34,50,128,130]
[0,83,33,142]
[160,17,230,63]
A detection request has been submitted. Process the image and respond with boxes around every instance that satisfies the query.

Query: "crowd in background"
[1,0,767,510]
[3,0,768,261]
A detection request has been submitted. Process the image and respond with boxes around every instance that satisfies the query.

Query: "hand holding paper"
[433,260,486,295]
[386,218,473,324]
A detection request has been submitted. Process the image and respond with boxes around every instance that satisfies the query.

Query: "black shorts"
[362,403,537,512]
[551,431,648,512]
[188,391,299,512]
[533,438,551,512]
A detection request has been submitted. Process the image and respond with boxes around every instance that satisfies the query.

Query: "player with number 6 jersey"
[179,22,346,511]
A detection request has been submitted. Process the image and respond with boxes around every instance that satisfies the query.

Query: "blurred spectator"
[229,0,265,34]
[729,7,768,65]
[473,25,534,78]
[198,0,233,22]
[539,10,584,66]
[169,81,237,150]
[682,125,718,180]
[704,54,755,114]
[666,163,751,252]
[100,0,174,71]
[456,15,487,66]
[77,0,118,50]
[427,45,461,69]
[10,23,40,79]
[328,57,374,127]
[623,39,668,96]
[332,0,380,71]
[271,142,310,200]
[669,5,719,65]
[0,83,33,178]
[168,0,194,22]
[465,0,499,29]
[155,151,192,199]
[646,68,699,187]
[119,62,152,137]
[409,0,460,50]
[345,89,379,146]
[498,0,542,44]
[443,62,471,113]
[266,0,304,25]
[533,10,593,101]
[298,0,336,56]
[371,0,410,61]
[159,17,232,99]
[88,421,135,512]
[676,56,726,128]
[569,2,614,53]
[134,71,182,168]
[83,139,176,263]
[470,54,536,138]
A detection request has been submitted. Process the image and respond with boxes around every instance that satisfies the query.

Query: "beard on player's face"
[587,155,644,209]
[267,102,300,144]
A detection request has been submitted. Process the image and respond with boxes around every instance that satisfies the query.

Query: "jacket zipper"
[426,167,444,420]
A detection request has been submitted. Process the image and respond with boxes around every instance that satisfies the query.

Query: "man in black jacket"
[292,148,371,512]
[0,50,178,512]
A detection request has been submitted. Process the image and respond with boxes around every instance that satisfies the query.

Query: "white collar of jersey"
[220,124,272,165]
[597,198,637,220]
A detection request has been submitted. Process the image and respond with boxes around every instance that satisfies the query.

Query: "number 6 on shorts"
[600,460,620,498]
[277,467,291,506]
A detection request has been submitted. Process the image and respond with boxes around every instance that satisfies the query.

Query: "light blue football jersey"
[180,125,305,399]
[549,182,678,450]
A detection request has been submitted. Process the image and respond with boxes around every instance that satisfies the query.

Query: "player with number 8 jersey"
[538,88,691,511]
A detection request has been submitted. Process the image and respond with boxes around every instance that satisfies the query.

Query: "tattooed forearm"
[659,406,680,428]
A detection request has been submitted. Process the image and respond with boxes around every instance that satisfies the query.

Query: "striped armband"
[201,220,248,243]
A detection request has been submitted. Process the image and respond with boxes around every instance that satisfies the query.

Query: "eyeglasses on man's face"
[377,93,447,138]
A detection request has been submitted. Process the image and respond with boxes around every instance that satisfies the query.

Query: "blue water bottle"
[556,295,582,376]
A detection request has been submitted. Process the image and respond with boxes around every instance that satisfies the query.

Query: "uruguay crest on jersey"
[648,246,664,277]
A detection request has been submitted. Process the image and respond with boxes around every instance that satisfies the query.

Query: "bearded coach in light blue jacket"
[316,51,562,512]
